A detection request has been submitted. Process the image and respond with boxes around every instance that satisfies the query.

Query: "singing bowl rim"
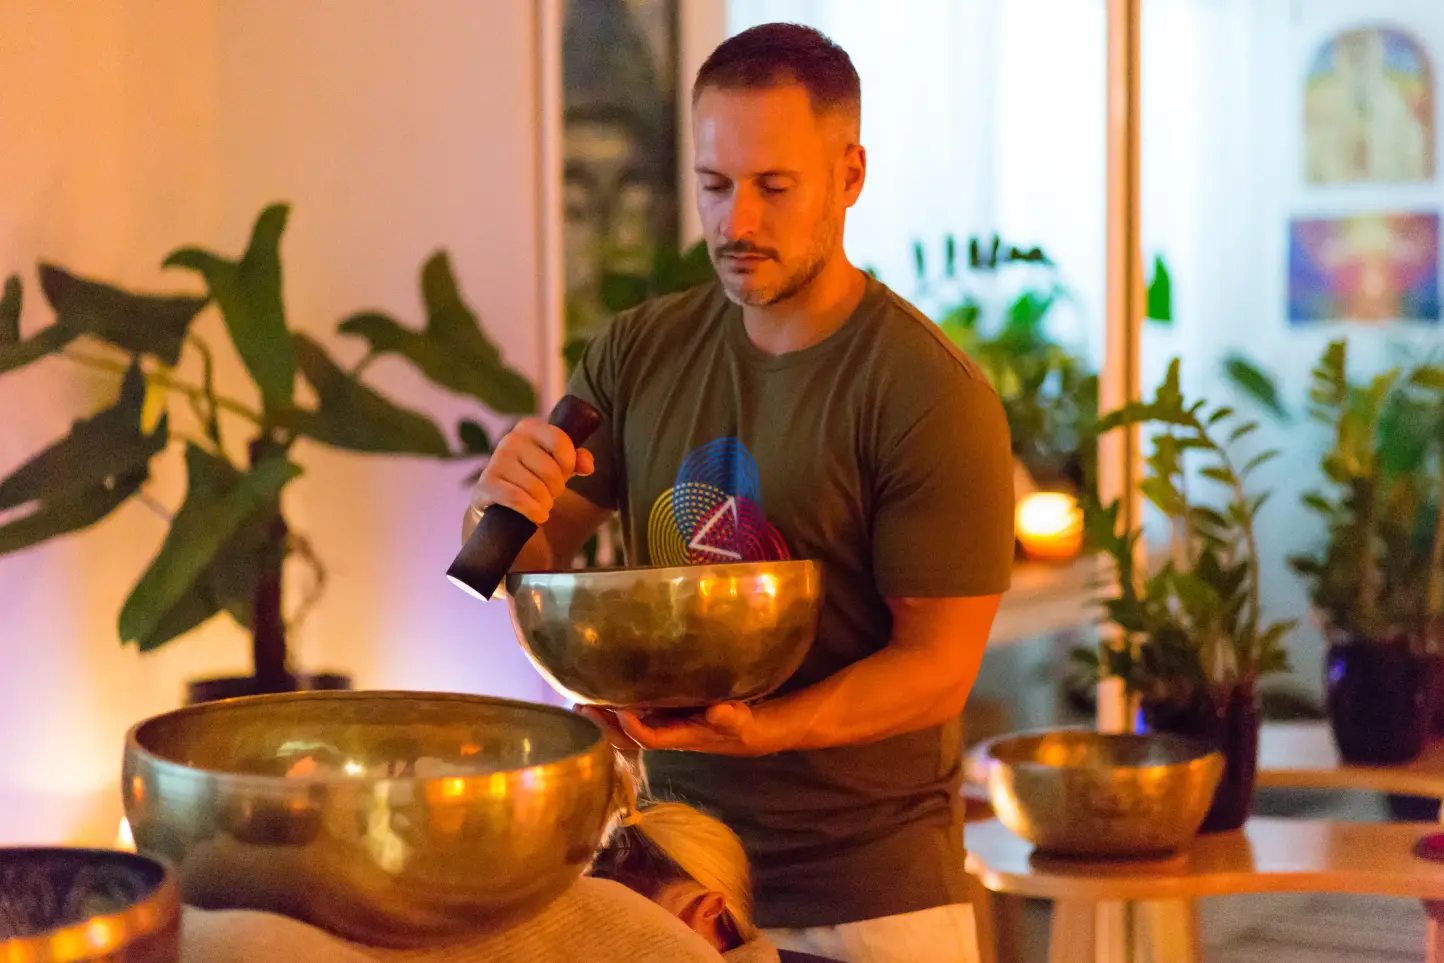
[0,846,180,958]
[123,689,608,788]
[977,726,1225,775]
[503,557,824,590]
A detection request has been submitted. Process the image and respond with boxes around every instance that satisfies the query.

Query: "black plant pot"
[1325,640,1429,765]
[186,672,352,706]
[1428,654,1444,735]
[1137,685,1259,834]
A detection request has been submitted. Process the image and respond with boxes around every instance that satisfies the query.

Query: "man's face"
[692,83,863,307]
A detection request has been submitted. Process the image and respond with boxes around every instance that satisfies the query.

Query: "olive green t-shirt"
[565,275,1014,928]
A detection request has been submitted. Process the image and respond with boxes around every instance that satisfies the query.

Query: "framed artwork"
[1287,211,1440,324]
[562,0,681,339]
[1304,25,1435,185]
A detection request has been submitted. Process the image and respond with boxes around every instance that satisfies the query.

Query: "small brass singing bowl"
[977,728,1225,859]
[505,559,824,709]
[122,691,614,948]
[0,847,181,962]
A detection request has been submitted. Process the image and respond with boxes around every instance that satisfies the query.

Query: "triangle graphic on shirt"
[688,495,742,560]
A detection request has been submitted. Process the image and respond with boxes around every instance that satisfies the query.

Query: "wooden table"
[965,817,1444,963]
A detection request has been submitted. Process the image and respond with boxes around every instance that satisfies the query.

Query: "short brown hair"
[693,22,860,126]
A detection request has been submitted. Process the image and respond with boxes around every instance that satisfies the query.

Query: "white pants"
[763,903,979,963]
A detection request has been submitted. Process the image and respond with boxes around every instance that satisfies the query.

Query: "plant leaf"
[1411,365,1444,391]
[284,334,450,456]
[1228,420,1260,444]
[118,445,300,650]
[1140,477,1188,516]
[1146,254,1172,322]
[0,275,20,344]
[337,251,536,415]
[1172,572,1223,618]
[0,364,167,554]
[1301,491,1334,516]
[1201,465,1234,485]
[39,264,208,366]
[458,418,493,455]
[0,324,74,376]
[164,203,295,412]
[1244,450,1281,476]
[1222,355,1289,421]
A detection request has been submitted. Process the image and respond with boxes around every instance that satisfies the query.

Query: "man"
[463,23,1013,963]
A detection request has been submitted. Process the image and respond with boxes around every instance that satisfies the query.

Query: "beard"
[714,201,842,308]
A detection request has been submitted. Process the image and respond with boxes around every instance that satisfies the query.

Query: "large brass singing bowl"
[978,729,1225,858]
[122,691,614,948]
[505,560,823,708]
[0,847,180,962]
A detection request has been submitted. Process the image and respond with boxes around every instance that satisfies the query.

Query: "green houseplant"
[1286,340,1444,763]
[914,235,1099,499]
[0,203,535,702]
[1079,359,1295,832]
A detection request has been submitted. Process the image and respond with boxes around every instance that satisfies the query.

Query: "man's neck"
[741,256,868,357]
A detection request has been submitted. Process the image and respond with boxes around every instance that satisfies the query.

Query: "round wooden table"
[964,722,1444,963]
[965,817,1444,963]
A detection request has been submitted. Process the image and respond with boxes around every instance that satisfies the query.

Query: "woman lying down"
[180,761,837,963]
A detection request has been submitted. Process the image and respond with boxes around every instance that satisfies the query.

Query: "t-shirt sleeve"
[872,372,1015,598]
[564,319,625,511]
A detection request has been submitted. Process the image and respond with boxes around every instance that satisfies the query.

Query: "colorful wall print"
[1304,26,1435,184]
[562,0,680,339]
[1288,212,1440,324]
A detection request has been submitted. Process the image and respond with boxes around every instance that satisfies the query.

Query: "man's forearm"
[751,639,986,753]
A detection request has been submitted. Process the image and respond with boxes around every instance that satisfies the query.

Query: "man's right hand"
[468,418,596,525]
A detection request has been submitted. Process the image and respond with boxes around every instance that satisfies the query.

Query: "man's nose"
[719,186,764,241]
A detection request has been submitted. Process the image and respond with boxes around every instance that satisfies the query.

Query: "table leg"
[1049,900,1097,963]
[1425,901,1444,963]
[1095,902,1133,963]
[1134,900,1201,963]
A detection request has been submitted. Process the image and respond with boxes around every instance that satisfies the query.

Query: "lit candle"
[1015,492,1083,562]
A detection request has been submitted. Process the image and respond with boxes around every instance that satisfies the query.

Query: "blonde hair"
[594,753,758,944]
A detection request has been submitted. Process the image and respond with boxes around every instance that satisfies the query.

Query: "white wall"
[726,0,1444,697]
[0,0,555,846]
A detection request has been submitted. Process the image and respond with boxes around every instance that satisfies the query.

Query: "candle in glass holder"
[1015,491,1083,561]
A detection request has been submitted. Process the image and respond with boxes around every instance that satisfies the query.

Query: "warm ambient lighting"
[1015,492,1083,562]
[116,818,135,852]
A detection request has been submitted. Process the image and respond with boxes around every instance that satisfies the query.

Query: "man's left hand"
[614,703,782,756]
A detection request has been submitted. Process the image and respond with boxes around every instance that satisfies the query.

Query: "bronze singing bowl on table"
[0,847,180,962]
[504,559,823,708]
[121,691,614,948]
[977,728,1225,858]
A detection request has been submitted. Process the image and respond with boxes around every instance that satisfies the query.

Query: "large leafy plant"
[0,203,535,688]
[1078,360,1295,711]
[1286,340,1444,648]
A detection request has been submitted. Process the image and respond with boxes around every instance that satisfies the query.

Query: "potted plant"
[1078,359,1294,832]
[1287,340,1444,763]
[0,203,535,703]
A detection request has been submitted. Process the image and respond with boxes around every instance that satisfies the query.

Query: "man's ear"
[841,143,867,207]
[679,889,728,929]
